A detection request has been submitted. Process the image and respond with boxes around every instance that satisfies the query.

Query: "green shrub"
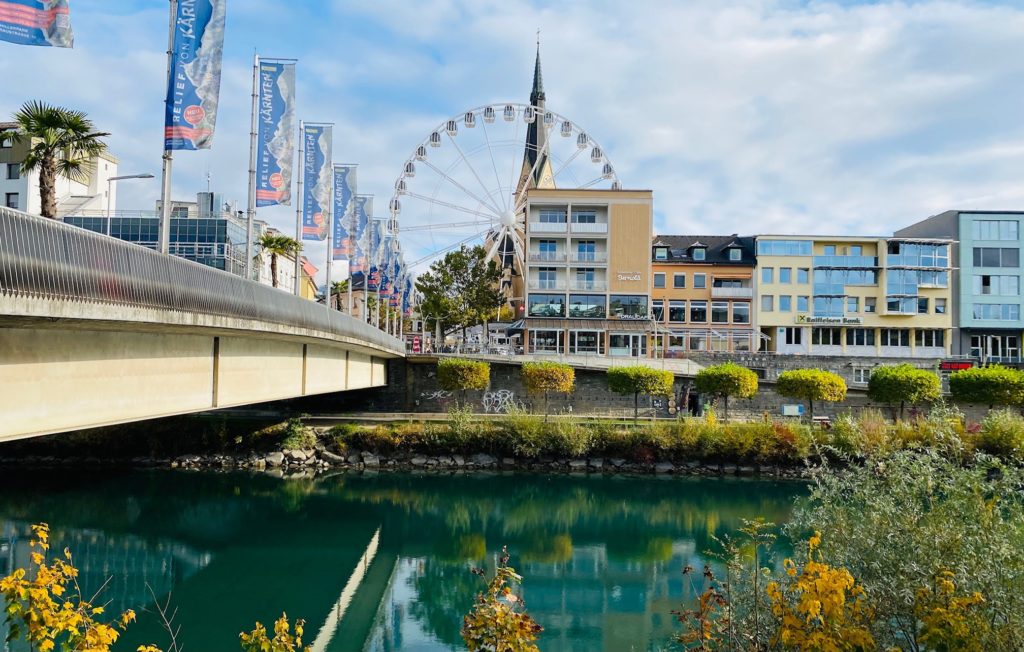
[607,366,675,421]
[977,409,1024,460]
[776,369,847,422]
[867,364,941,421]
[521,362,575,419]
[280,417,315,451]
[437,358,490,401]
[694,363,758,422]
[949,365,1024,408]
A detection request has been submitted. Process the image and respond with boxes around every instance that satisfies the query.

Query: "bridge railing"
[0,206,402,353]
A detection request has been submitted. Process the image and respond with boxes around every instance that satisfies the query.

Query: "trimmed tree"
[693,362,758,422]
[257,232,301,289]
[521,362,575,421]
[438,358,490,404]
[867,364,941,421]
[776,369,847,423]
[949,365,1024,409]
[607,366,675,422]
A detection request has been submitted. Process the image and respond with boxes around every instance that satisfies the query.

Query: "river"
[0,469,804,651]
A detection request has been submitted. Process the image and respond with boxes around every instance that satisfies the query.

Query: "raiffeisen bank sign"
[795,315,863,325]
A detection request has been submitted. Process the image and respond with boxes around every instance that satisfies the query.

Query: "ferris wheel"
[388,102,621,290]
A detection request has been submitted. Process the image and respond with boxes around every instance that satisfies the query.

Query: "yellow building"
[754,235,954,360]
[521,187,653,356]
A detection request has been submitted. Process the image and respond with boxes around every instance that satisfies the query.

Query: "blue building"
[64,192,249,277]
[896,211,1024,363]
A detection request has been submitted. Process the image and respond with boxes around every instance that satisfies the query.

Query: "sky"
[3,0,1024,282]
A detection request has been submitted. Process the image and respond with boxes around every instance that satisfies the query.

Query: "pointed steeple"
[530,33,545,105]
[519,31,555,194]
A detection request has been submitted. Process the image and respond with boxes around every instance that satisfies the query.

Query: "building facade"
[896,210,1024,363]
[754,235,953,358]
[650,236,756,354]
[1,123,119,216]
[521,187,654,356]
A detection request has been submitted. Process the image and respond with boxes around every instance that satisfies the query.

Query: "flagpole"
[245,52,259,281]
[325,200,333,312]
[347,240,353,314]
[158,0,177,255]
[294,120,304,296]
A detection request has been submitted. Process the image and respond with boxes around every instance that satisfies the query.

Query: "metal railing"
[528,251,566,262]
[570,251,608,263]
[710,286,753,298]
[569,279,607,291]
[529,222,568,233]
[570,222,608,234]
[0,206,403,353]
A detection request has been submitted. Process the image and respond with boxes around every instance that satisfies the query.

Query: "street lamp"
[106,173,154,235]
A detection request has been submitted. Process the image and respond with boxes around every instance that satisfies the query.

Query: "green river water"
[0,469,804,651]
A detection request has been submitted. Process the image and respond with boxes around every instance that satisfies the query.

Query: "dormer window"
[728,248,742,261]
[654,247,668,260]
[692,247,706,261]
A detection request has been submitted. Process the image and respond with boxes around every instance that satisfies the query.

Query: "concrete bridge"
[0,206,404,442]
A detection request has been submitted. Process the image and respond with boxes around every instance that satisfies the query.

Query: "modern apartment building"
[754,235,953,358]
[521,187,653,356]
[896,211,1024,363]
[650,236,756,354]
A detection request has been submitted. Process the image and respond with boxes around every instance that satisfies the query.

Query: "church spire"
[530,31,545,105]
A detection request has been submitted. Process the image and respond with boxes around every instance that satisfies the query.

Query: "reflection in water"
[0,469,803,651]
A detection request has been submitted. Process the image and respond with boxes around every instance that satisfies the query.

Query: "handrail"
[0,206,403,354]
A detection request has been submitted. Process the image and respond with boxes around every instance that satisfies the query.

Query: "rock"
[320,450,345,464]
[452,455,466,467]
[411,456,428,466]
[502,457,516,467]
[722,464,738,475]
[655,462,675,474]
[362,452,380,467]
[568,459,587,470]
[610,458,626,468]
[738,465,756,476]
[588,458,604,470]
[347,451,364,464]
[470,454,496,466]
[265,452,285,467]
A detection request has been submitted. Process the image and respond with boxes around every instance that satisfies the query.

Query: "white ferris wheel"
[388,102,621,295]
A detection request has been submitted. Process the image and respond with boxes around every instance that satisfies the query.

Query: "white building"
[0,122,119,217]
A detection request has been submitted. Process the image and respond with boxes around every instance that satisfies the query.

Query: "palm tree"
[330,280,350,311]
[257,232,301,288]
[0,101,109,218]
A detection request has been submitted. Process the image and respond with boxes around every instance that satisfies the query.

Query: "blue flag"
[0,0,73,47]
[332,165,357,260]
[164,0,226,150]
[255,61,295,207]
[301,124,332,241]
[352,195,372,273]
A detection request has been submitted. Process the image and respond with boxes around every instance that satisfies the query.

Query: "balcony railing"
[570,252,608,263]
[711,286,752,298]
[570,222,608,234]
[528,252,566,262]
[528,279,566,290]
[569,280,607,291]
[529,221,567,233]
[812,255,879,268]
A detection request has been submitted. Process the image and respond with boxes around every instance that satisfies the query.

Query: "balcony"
[570,222,608,234]
[711,286,753,298]
[528,279,566,291]
[529,251,566,263]
[529,221,567,233]
[569,279,607,291]
[812,255,879,268]
[570,251,608,264]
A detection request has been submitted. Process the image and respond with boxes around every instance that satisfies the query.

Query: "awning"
[525,318,652,332]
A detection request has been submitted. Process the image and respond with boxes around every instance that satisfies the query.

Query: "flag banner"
[352,195,372,273]
[366,266,380,293]
[0,0,73,47]
[301,123,332,241]
[164,0,226,150]
[403,277,413,316]
[332,165,356,259]
[255,61,295,206]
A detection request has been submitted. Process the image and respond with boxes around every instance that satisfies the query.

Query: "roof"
[0,122,16,131]
[300,256,318,278]
[652,235,755,265]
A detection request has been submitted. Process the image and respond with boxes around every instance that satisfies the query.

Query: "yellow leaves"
[461,548,542,652]
[915,570,990,652]
[138,646,163,652]
[240,613,310,652]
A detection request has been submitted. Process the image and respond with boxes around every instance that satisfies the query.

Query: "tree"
[416,245,503,348]
[949,365,1024,409]
[257,233,301,289]
[776,369,846,422]
[521,362,575,420]
[0,101,109,218]
[693,362,758,422]
[438,358,490,404]
[867,364,941,421]
[607,365,675,422]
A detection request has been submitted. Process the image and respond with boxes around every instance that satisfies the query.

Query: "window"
[761,295,774,312]
[733,302,750,324]
[797,296,809,312]
[651,299,664,321]
[973,220,1019,241]
[762,267,774,283]
[853,368,871,385]
[669,300,686,322]
[568,294,605,318]
[609,295,648,318]
[571,210,596,224]
[973,275,1019,296]
[713,279,743,288]
[973,304,1021,321]
[850,245,863,256]
[653,272,666,288]
[973,247,1020,268]
[538,209,566,223]
[0,137,11,148]
[935,298,947,314]
[757,240,813,256]
[692,247,706,261]
[915,330,945,348]
[4,193,18,210]
[881,328,911,347]
[654,246,668,260]
[918,297,929,314]
[690,300,708,323]
[539,240,557,253]
[846,328,875,346]
[537,267,558,289]
[782,327,803,345]
[779,295,792,312]
[814,296,844,317]
[528,293,565,317]
[6,163,18,180]
[797,268,809,284]
[728,247,742,261]
[673,273,686,288]
[693,273,707,289]
[712,301,729,323]
[864,297,876,313]
[779,267,792,283]
[823,245,836,256]
[812,328,842,346]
